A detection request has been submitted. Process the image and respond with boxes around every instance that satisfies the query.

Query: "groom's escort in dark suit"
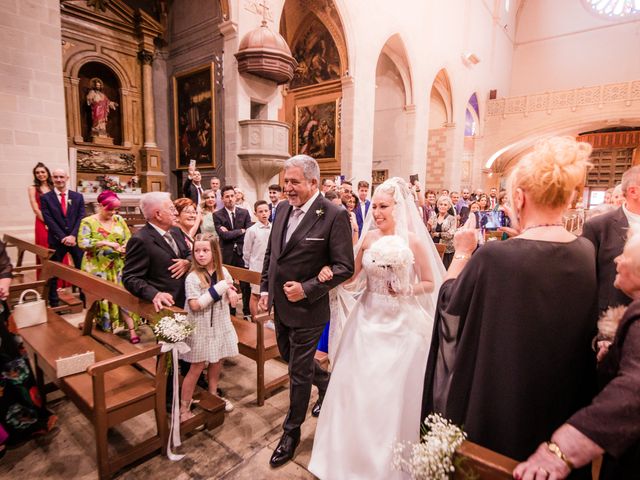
[123,223,191,308]
[261,189,354,466]
[41,187,85,304]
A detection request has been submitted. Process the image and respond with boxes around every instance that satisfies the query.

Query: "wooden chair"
[484,230,504,243]
[19,260,224,479]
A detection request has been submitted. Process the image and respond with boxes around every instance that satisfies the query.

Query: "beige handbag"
[13,289,47,329]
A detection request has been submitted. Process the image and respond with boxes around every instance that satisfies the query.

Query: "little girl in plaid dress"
[180,233,239,420]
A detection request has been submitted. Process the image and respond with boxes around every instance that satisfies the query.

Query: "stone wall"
[0,0,68,239]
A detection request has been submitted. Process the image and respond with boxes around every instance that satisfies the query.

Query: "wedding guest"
[182,169,204,206]
[355,180,370,236]
[242,200,272,318]
[515,226,640,480]
[429,195,457,268]
[611,184,624,207]
[78,191,139,341]
[28,162,53,251]
[174,198,201,250]
[0,240,57,455]
[342,192,360,245]
[582,167,640,313]
[234,187,251,212]
[423,137,598,469]
[180,233,238,418]
[321,178,336,196]
[209,176,224,210]
[489,187,499,209]
[213,185,252,317]
[268,184,283,222]
[40,169,86,307]
[463,200,484,247]
[200,189,218,237]
[422,190,437,230]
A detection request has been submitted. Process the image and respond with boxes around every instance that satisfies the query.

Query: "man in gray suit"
[259,155,354,468]
[582,166,640,312]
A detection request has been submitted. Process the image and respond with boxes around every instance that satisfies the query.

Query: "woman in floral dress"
[78,191,139,341]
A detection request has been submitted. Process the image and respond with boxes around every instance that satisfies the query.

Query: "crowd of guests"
[2,142,639,478]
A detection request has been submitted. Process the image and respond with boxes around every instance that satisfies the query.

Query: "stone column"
[138,49,165,192]
[138,49,157,148]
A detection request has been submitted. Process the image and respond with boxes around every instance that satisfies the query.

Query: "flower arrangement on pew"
[393,413,467,480]
[153,313,195,461]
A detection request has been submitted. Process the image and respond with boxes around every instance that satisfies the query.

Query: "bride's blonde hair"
[508,136,592,209]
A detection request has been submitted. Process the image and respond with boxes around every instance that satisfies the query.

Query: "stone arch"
[430,68,453,125]
[380,34,413,107]
[425,68,455,189]
[66,52,134,90]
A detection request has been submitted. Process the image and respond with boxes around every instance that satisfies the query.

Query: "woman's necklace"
[521,223,564,232]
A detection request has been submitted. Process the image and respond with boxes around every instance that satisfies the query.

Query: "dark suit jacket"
[182,178,203,205]
[123,223,191,307]
[582,207,632,311]
[354,199,370,233]
[260,194,355,328]
[40,189,85,248]
[213,207,252,264]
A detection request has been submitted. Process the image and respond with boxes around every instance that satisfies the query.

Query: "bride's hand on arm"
[317,266,333,283]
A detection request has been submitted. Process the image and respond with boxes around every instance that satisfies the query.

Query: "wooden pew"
[3,234,53,307]
[224,265,328,406]
[119,211,147,233]
[3,235,83,313]
[19,260,225,479]
[454,441,517,479]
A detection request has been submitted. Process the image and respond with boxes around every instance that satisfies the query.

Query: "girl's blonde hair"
[508,136,592,209]
[190,233,224,288]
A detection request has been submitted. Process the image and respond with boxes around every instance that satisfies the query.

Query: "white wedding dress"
[308,235,434,480]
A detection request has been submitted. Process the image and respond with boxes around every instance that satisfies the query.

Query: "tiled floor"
[0,314,320,479]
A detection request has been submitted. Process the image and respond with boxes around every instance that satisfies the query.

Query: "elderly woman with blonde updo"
[422,137,598,476]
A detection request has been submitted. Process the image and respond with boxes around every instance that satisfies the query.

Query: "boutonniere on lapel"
[315,208,324,218]
[68,198,73,206]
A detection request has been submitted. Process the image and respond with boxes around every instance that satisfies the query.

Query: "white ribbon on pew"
[160,341,191,461]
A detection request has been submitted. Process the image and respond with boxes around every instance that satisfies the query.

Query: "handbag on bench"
[13,289,47,329]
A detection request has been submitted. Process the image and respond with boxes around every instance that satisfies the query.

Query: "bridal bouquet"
[393,413,467,480]
[368,235,414,268]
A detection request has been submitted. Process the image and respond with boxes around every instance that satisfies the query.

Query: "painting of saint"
[173,64,215,168]
[296,101,337,160]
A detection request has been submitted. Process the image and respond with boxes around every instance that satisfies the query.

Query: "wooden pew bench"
[3,234,84,314]
[454,441,517,479]
[224,265,329,406]
[18,260,224,479]
[3,234,52,308]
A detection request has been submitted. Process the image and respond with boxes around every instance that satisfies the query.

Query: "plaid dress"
[181,268,239,363]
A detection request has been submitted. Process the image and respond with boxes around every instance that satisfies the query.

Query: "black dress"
[568,300,640,479]
[422,237,598,472]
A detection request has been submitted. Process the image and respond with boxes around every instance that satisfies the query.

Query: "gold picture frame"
[173,63,216,169]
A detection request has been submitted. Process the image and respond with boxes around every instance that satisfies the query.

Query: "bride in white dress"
[308,177,445,479]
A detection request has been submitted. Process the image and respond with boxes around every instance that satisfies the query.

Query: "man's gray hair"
[284,154,320,183]
[622,166,640,196]
[140,191,171,220]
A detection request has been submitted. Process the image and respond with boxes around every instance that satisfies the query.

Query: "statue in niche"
[86,77,118,143]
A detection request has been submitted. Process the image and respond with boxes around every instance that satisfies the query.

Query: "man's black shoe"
[311,395,324,417]
[269,434,300,468]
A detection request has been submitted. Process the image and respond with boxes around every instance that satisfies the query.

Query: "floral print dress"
[78,215,139,331]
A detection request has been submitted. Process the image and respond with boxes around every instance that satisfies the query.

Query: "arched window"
[583,0,640,18]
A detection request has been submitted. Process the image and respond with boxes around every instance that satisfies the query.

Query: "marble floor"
[0,314,320,480]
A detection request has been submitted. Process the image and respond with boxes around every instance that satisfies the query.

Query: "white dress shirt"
[243,221,271,294]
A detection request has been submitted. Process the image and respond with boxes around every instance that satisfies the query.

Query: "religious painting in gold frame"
[173,63,215,169]
[295,99,339,162]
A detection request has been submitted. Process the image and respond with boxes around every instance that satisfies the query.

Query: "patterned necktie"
[60,192,67,216]
[163,231,179,256]
[285,208,303,243]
